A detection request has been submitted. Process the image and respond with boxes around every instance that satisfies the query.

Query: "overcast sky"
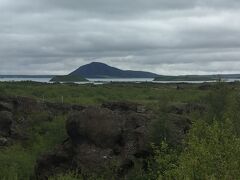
[0,0,240,75]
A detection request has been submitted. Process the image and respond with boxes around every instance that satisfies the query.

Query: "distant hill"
[154,74,240,81]
[154,75,219,81]
[69,62,159,78]
[50,75,88,82]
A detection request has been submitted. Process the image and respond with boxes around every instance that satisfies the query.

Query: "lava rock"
[0,137,8,146]
[0,101,13,112]
[66,107,123,148]
[35,103,151,179]
[102,101,146,113]
[0,111,13,137]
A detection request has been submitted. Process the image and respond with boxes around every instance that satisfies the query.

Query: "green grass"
[0,81,207,106]
[0,115,67,180]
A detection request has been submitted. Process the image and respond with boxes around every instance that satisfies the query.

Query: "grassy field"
[0,81,240,179]
[0,81,206,105]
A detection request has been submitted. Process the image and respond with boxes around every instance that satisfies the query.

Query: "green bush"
[203,84,229,122]
[167,119,240,179]
[151,142,179,179]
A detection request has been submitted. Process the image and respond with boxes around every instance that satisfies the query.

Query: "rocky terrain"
[35,102,152,179]
[0,95,84,146]
[0,95,205,179]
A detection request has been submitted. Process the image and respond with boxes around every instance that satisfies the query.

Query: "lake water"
[0,78,153,83]
[88,78,154,82]
[0,77,239,84]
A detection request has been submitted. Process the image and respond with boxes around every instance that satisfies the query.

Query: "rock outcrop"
[34,100,205,179]
[0,101,13,112]
[102,101,146,113]
[35,103,151,179]
[0,111,13,137]
[162,102,206,146]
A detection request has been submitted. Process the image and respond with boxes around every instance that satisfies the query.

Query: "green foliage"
[155,143,177,178]
[151,142,179,179]
[169,119,240,179]
[49,170,110,180]
[49,171,83,180]
[0,115,67,180]
[203,84,229,122]
[0,81,206,105]
[149,112,168,146]
[149,83,240,179]
[224,91,240,136]
[150,119,240,180]
[0,145,34,180]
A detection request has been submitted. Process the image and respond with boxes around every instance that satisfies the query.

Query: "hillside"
[154,74,240,81]
[69,62,159,78]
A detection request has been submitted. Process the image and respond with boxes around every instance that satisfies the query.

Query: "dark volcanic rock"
[0,137,8,146]
[66,107,123,147]
[35,142,74,179]
[164,102,205,146]
[102,102,146,113]
[0,111,13,137]
[35,103,151,179]
[0,101,13,112]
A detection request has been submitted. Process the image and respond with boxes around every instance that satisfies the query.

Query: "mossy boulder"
[35,102,151,179]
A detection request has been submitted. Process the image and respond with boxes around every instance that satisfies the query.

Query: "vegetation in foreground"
[0,81,240,179]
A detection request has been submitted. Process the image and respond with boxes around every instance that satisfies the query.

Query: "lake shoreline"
[0,77,239,84]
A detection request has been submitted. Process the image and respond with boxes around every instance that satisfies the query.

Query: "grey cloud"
[0,0,240,75]
[2,0,240,15]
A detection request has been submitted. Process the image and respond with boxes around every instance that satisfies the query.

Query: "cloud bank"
[0,0,240,75]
